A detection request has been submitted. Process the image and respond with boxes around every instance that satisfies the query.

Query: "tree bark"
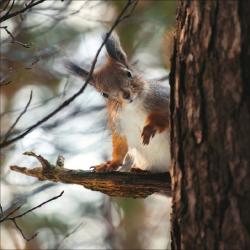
[170,1,250,250]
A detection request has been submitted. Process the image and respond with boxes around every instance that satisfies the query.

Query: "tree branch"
[2,90,33,142]
[0,190,64,223]
[12,219,38,241]
[0,0,47,23]
[10,152,171,198]
[0,25,32,48]
[0,190,64,241]
[55,222,83,250]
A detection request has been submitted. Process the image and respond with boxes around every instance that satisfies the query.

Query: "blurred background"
[0,1,176,249]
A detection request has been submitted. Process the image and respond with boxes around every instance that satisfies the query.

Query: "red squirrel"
[66,33,170,172]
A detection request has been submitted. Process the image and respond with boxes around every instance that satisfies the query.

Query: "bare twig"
[0,191,64,222]
[2,205,23,221]
[2,90,33,143]
[13,219,38,241]
[0,26,32,48]
[0,0,11,12]
[10,151,171,198]
[1,183,55,218]
[0,191,64,241]
[4,0,15,17]
[121,0,139,20]
[27,1,87,35]
[1,91,67,116]
[55,222,83,249]
[0,0,47,23]
[40,104,105,131]
[25,56,39,69]
[0,204,3,218]
[0,0,138,149]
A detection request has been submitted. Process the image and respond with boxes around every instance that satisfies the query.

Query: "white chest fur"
[117,100,170,172]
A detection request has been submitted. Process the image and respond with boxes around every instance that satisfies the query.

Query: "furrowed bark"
[170,1,250,250]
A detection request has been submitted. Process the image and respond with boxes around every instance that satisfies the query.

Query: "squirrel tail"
[64,61,89,78]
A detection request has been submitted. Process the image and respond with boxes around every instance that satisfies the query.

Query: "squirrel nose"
[123,91,131,100]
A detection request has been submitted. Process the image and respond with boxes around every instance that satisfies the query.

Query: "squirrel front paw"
[141,125,156,145]
[90,160,120,172]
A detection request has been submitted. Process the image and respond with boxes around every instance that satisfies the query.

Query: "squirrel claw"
[90,161,120,172]
[141,125,156,145]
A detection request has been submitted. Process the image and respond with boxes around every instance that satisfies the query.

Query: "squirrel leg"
[91,132,128,172]
[141,111,169,145]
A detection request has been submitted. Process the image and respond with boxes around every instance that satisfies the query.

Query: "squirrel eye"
[102,92,109,98]
[126,70,133,78]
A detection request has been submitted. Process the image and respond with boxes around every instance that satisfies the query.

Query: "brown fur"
[92,132,128,172]
[67,34,170,172]
[141,111,169,145]
[92,100,127,172]
[92,61,169,171]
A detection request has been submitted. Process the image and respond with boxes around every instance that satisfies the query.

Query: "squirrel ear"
[103,33,127,65]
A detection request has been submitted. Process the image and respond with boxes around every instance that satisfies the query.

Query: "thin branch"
[27,1,88,35]
[0,191,64,223]
[0,204,3,218]
[0,0,11,12]
[4,0,15,17]
[25,56,40,69]
[10,151,171,198]
[0,0,47,23]
[0,191,64,242]
[1,205,23,221]
[1,183,55,218]
[0,0,138,149]
[13,219,38,241]
[121,0,139,21]
[1,90,68,116]
[2,90,33,143]
[55,222,83,249]
[0,26,32,48]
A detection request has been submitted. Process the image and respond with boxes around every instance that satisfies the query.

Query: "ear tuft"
[103,33,127,64]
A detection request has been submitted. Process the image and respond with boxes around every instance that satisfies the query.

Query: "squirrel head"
[66,33,144,104]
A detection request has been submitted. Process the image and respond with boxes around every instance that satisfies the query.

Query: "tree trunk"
[170,1,250,250]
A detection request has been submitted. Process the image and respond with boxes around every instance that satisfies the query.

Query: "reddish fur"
[93,109,169,170]
[92,132,127,172]
[92,101,128,172]
[69,35,170,172]
[107,100,128,164]
[141,111,169,145]
[111,132,128,163]
[146,111,169,132]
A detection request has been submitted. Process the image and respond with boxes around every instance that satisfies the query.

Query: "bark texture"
[170,1,250,250]
[10,152,171,198]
